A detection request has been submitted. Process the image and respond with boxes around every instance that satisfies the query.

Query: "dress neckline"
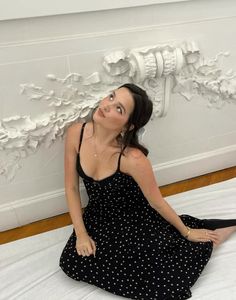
[77,152,126,183]
[77,122,129,183]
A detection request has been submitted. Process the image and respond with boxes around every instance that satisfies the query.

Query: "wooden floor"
[1,166,235,245]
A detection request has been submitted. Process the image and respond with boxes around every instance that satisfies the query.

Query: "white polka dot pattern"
[59,166,213,300]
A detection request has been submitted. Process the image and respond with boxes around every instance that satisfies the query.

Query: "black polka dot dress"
[59,123,213,300]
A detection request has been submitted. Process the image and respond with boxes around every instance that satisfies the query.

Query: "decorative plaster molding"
[173,42,236,108]
[1,40,236,180]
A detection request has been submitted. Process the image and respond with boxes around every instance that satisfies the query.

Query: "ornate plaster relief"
[1,41,236,180]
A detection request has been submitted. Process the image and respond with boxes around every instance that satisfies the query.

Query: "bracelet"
[184,226,191,239]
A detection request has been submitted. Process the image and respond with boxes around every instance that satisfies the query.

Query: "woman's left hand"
[185,228,219,245]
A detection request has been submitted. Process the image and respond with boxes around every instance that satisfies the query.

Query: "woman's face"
[93,87,135,132]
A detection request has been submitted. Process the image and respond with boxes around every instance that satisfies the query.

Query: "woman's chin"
[93,114,105,125]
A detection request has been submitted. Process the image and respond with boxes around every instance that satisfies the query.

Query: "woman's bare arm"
[124,149,219,244]
[64,123,88,238]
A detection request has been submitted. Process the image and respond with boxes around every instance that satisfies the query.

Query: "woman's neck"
[92,121,120,147]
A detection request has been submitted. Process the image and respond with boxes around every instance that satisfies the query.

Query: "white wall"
[0,0,190,20]
[0,0,236,230]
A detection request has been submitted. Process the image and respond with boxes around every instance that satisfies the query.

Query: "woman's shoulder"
[66,121,92,137]
[65,121,91,153]
[122,146,150,170]
[124,145,149,158]
[67,121,82,132]
[121,147,153,179]
[123,146,143,159]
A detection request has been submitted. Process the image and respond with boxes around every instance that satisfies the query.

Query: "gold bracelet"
[184,226,191,239]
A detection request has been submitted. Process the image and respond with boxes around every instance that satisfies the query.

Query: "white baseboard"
[0,188,89,232]
[1,145,235,232]
[154,144,236,186]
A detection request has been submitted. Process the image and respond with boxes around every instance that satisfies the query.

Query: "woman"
[59,83,236,300]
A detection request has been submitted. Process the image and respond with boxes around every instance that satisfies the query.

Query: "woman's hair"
[117,83,153,156]
[90,83,153,156]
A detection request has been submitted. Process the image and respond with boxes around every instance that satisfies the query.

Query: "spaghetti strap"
[117,145,127,172]
[61,134,215,299]
[78,122,86,153]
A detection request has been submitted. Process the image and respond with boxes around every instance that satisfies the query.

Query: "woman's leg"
[202,218,236,248]
[213,226,236,246]
[202,218,236,230]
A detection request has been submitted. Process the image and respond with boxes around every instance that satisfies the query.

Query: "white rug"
[1,178,236,300]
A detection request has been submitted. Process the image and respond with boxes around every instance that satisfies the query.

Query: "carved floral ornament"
[0,41,236,181]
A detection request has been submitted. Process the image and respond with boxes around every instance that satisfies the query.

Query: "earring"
[120,131,125,138]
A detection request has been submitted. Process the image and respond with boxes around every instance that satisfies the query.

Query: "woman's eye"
[109,94,114,100]
[117,106,122,114]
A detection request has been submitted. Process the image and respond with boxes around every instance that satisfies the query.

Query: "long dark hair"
[117,83,153,156]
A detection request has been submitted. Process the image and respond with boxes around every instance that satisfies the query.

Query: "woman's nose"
[103,105,110,112]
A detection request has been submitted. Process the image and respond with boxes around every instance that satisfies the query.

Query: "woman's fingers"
[86,243,94,256]
[194,229,219,243]
[207,235,218,244]
[187,228,220,244]
[76,238,96,257]
[77,247,88,256]
[204,229,219,243]
[90,239,97,256]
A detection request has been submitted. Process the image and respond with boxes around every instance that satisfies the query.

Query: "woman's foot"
[213,225,236,248]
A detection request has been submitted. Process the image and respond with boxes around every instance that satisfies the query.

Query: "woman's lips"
[98,107,105,117]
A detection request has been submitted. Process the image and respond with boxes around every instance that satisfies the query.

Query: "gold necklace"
[93,136,108,158]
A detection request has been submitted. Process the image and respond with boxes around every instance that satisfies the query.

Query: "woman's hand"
[185,228,219,245]
[76,232,96,257]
